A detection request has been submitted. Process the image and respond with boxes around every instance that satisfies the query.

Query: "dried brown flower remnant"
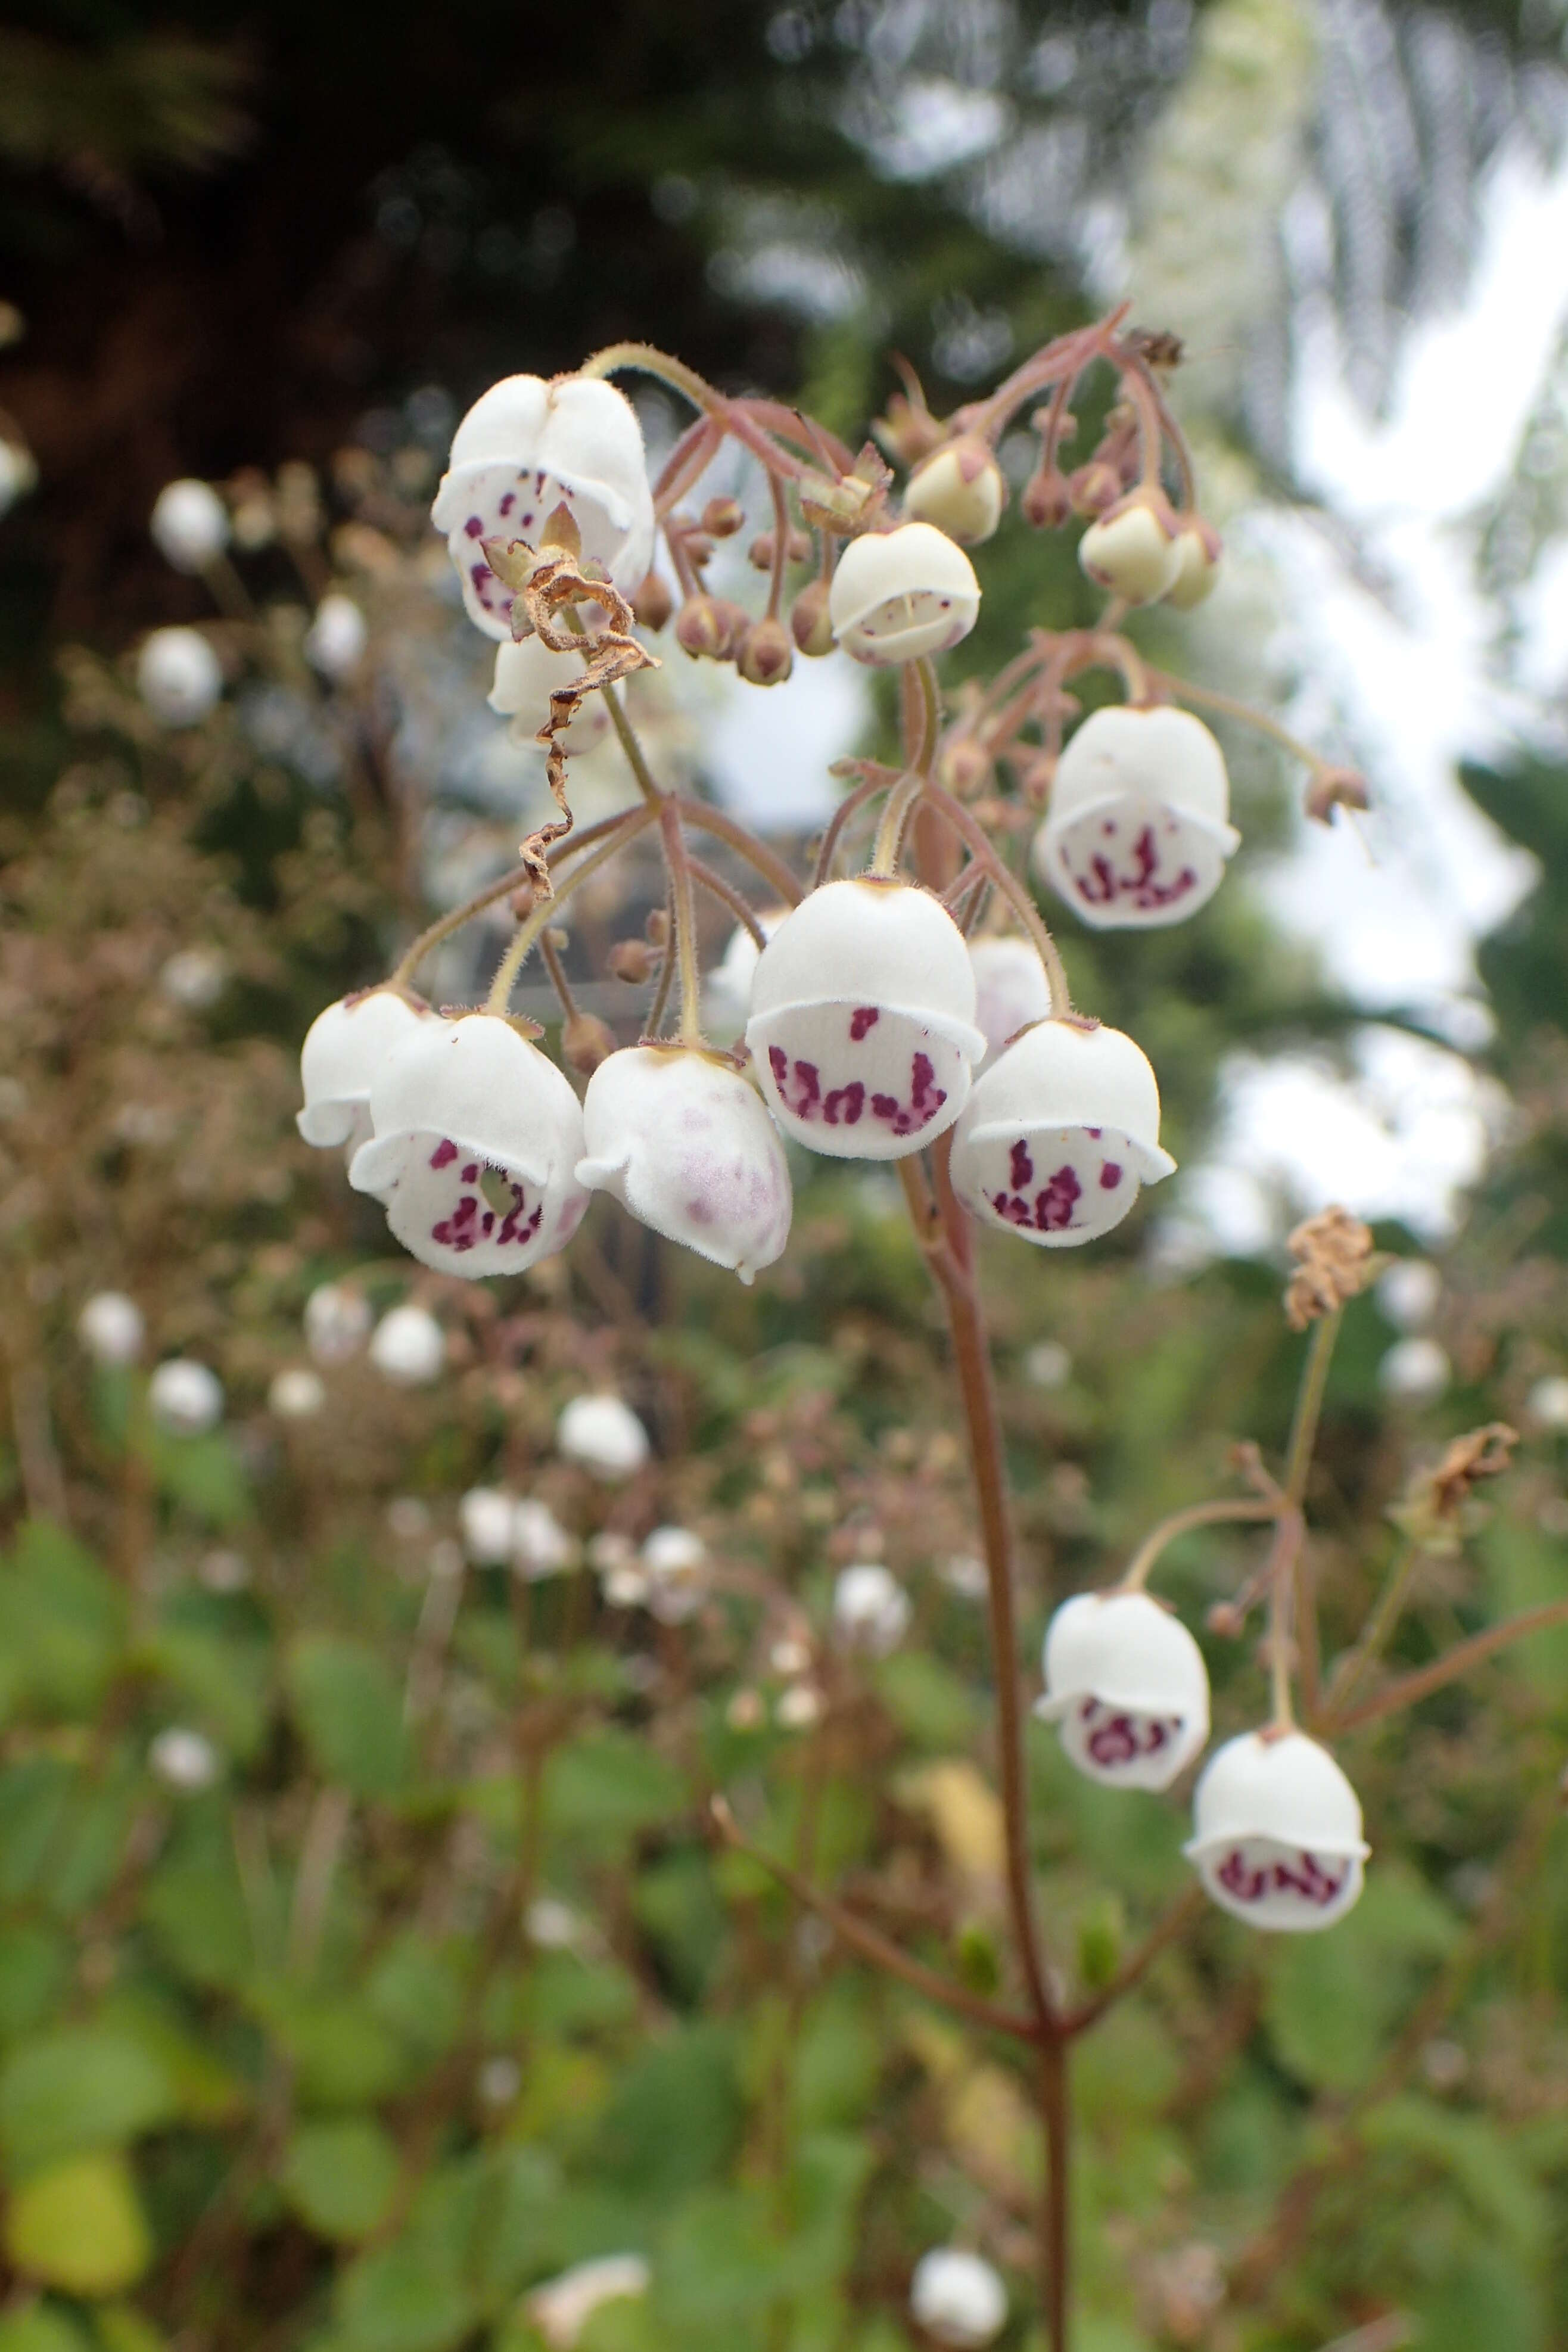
[1391,1421,1519,1552]
[1284,1206,1377,1331]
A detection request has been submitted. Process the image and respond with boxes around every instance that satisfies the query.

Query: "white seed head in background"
[149,1727,220,1792]
[304,593,369,681]
[1527,1376,1568,1432]
[269,1368,326,1420]
[150,478,229,572]
[148,1358,224,1436]
[77,1292,145,1368]
[513,1499,577,1581]
[641,1525,708,1623]
[1376,1258,1443,1332]
[368,1304,446,1387]
[137,627,223,727]
[1378,1336,1451,1406]
[159,946,227,1010]
[909,2248,1008,2348]
[558,1393,649,1481]
[832,1561,913,1657]
[304,1283,372,1365]
[459,1486,517,1565]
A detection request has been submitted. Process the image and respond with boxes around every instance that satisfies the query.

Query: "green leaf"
[631,1847,727,2002]
[1265,1865,1459,2093]
[0,1926,70,2042]
[591,2023,742,2207]
[875,1651,979,1751]
[139,1806,256,1989]
[288,1638,409,1800]
[363,1934,466,2067]
[0,2307,94,2352]
[0,2026,178,2173]
[92,2306,169,2352]
[140,1623,270,1759]
[544,1732,685,1861]
[0,1523,126,1718]
[334,2236,476,2352]
[136,1423,251,1527]
[281,2118,401,2243]
[4,2151,152,2294]
[264,1994,407,2110]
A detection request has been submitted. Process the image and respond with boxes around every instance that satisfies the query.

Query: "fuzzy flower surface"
[1186,1729,1369,1931]
[1037,1591,1209,1790]
[1032,706,1239,931]
[950,1019,1174,1246]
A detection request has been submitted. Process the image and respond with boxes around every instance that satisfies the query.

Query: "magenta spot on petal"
[871,1093,898,1121]
[1100,1162,1123,1190]
[1009,1138,1034,1190]
[769,1046,788,1086]
[461,1162,478,1184]
[430,1138,458,1169]
[464,517,483,539]
[499,493,515,517]
[848,1006,880,1042]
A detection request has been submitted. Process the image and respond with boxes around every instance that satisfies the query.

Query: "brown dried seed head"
[1284,1204,1377,1330]
[1392,1422,1519,1551]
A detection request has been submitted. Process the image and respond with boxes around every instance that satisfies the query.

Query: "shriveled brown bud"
[631,570,674,631]
[789,579,835,658]
[702,496,745,539]
[937,738,992,798]
[1206,1601,1246,1639]
[608,939,655,983]
[1305,764,1371,826]
[676,595,733,660]
[562,1009,617,1073]
[1068,462,1122,518]
[871,387,947,469]
[736,615,794,687]
[1391,1423,1518,1553]
[1022,468,1073,529]
[645,908,670,947]
[748,533,777,573]
[1284,1205,1376,1330]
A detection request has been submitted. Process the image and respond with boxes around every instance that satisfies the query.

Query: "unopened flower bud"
[676,594,733,660]
[298,988,438,1150]
[1022,468,1072,529]
[789,580,835,658]
[1304,764,1370,826]
[937,738,991,799]
[701,496,745,538]
[1078,491,1183,605]
[1067,462,1122,517]
[749,533,778,573]
[631,570,673,631]
[828,524,980,667]
[736,616,794,687]
[1037,1591,1209,1789]
[903,437,1006,546]
[1165,517,1222,610]
[1186,1730,1368,1931]
[1032,705,1239,929]
[562,1010,616,1074]
[967,936,1053,1069]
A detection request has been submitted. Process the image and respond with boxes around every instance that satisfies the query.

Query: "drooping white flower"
[1377,1336,1451,1405]
[150,478,229,573]
[138,627,222,726]
[903,439,1006,545]
[149,1726,220,1792]
[1077,494,1181,605]
[513,1498,577,1580]
[78,1292,145,1367]
[746,879,985,1161]
[304,1283,372,1365]
[488,634,604,748]
[1376,1258,1442,1333]
[1037,1591,1209,1790]
[558,1393,649,1480]
[832,1562,911,1657]
[349,1014,589,1277]
[368,1303,446,1386]
[577,1045,791,1284]
[524,2254,651,2352]
[703,909,786,1034]
[460,1487,517,1565]
[269,1367,326,1419]
[1185,1729,1369,1931]
[1527,1375,1568,1432]
[642,1524,708,1623]
[297,988,437,1150]
[431,373,655,638]
[1032,707,1240,931]
[304,593,368,680]
[949,1018,1175,1245]
[149,1359,224,1436]
[909,2248,1007,2348]
[828,523,981,666]
[968,935,1054,1068]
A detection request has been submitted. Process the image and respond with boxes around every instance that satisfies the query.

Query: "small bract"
[968,935,1054,1069]
[349,1015,589,1277]
[78,1292,145,1368]
[137,627,223,727]
[833,1562,911,1658]
[950,1019,1175,1245]
[304,593,368,681]
[150,478,229,573]
[558,1393,649,1480]
[149,1359,223,1436]
[369,1303,446,1386]
[431,372,655,638]
[577,1045,791,1284]
[909,2248,1007,2349]
[1077,493,1182,605]
[1185,1729,1369,1931]
[1032,706,1240,931]
[903,438,1006,545]
[1037,1591,1209,1789]
[746,879,986,1161]
[297,989,436,1151]
[488,633,605,749]
[828,524,981,666]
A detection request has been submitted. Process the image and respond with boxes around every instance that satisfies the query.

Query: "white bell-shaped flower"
[950,1019,1175,1246]
[558,1393,649,1480]
[304,593,368,680]
[349,1014,589,1277]
[149,1359,223,1436]
[431,373,655,639]
[828,524,981,667]
[577,1045,791,1284]
[967,936,1054,1069]
[1077,496,1181,605]
[459,1486,517,1566]
[746,879,985,1161]
[642,1525,708,1623]
[150,479,229,573]
[297,988,436,1150]
[1036,1591,1209,1790]
[514,1499,577,1580]
[78,1292,145,1368]
[704,909,786,1034]
[909,2248,1007,2349]
[1032,707,1240,931]
[138,627,222,726]
[833,1562,911,1657]
[304,1282,371,1365]
[0,436,39,521]
[488,634,605,749]
[369,1303,446,1386]
[1185,1729,1369,1931]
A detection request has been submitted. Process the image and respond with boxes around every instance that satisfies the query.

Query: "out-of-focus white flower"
[526,1896,579,1949]
[1527,1375,1568,1432]
[159,946,226,1010]
[304,593,368,680]
[1023,1339,1072,1389]
[950,1019,1174,1246]
[199,1548,249,1592]
[777,1682,823,1729]
[968,935,1053,1068]
[149,1726,220,1791]
[1037,1591,1209,1791]
[1186,1729,1369,1931]
[727,1688,766,1730]
[938,1553,987,1600]
[1378,1336,1451,1405]
[488,633,605,748]
[78,1291,144,1367]
[149,1359,223,1436]
[150,478,229,573]
[431,372,655,637]
[769,1637,811,1677]
[1032,705,1239,932]
[747,879,985,1161]
[577,1045,791,1284]
[704,909,785,1034]
[909,2248,1008,2347]
[269,1367,326,1419]
[297,990,438,1151]
[369,1304,446,1386]
[1164,518,1223,609]
[1376,1258,1442,1332]
[460,1486,517,1565]
[477,2056,521,2106]
[523,2254,651,2352]
[0,434,38,519]
[349,1015,588,1278]
[829,523,980,666]
[558,1393,649,1480]
[513,1499,577,1580]
[832,1562,911,1657]
[304,1282,372,1365]
[138,627,222,726]
[642,1525,707,1623]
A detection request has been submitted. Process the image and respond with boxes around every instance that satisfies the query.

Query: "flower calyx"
[799,441,894,536]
